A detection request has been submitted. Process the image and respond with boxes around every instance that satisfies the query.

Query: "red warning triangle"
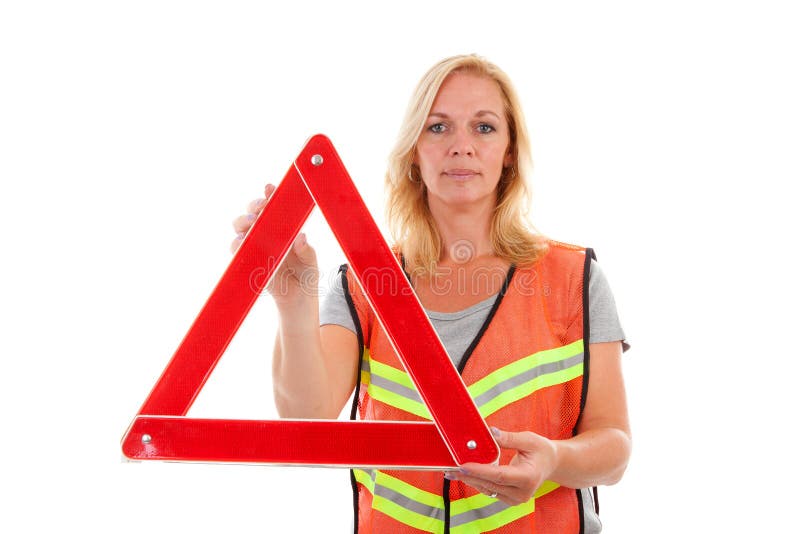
[121,134,500,468]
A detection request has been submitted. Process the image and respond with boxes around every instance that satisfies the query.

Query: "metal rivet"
[141,434,152,444]
[311,154,323,166]
[466,440,477,450]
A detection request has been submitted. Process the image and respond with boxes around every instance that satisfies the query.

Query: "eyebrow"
[428,110,502,120]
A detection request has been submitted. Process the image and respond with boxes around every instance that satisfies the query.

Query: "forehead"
[430,72,506,116]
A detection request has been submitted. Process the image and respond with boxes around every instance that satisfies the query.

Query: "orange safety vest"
[342,241,595,534]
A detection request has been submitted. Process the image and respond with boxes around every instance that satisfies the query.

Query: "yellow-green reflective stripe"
[451,499,533,532]
[360,350,432,419]
[477,361,583,418]
[468,339,584,398]
[354,469,444,533]
[448,479,559,516]
[371,495,443,533]
[365,383,432,419]
[374,471,443,510]
[449,481,560,532]
[362,341,583,420]
[353,468,374,492]
[471,351,584,416]
[355,469,561,533]
[535,479,560,498]
[367,352,417,389]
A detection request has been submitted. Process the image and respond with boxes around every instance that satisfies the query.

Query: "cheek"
[415,145,438,169]
[488,138,511,166]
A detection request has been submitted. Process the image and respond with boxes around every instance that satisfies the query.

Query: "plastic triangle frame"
[121,134,500,468]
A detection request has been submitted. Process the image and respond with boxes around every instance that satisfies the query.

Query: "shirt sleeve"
[319,269,358,332]
[588,259,630,352]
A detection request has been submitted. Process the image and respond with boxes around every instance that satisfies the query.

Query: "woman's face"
[415,72,512,211]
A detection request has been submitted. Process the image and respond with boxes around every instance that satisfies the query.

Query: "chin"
[433,190,494,208]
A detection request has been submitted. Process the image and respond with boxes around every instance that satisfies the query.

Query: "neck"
[427,195,495,264]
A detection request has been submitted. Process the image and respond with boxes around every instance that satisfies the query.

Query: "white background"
[1,1,798,532]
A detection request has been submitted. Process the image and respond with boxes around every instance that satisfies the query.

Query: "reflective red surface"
[121,134,499,468]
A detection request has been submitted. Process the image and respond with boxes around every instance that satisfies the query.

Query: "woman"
[232,54,630,533]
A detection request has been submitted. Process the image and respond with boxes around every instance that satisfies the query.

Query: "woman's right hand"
[231,184,319,308]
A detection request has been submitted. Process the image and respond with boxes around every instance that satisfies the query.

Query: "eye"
[477,123,496,134]
[428,123,447,134]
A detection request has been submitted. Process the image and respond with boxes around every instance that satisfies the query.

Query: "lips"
[443,169,479,177]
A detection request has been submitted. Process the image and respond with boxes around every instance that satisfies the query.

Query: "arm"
[273,317,359,419]
[268,237,360,419]
[233,185,359,420]
[551,340,631,486]
[449,341,631,505]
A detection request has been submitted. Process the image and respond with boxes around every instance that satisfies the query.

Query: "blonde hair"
[385,54,547,275]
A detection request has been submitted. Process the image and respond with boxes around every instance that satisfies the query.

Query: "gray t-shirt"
[320,259,628,367]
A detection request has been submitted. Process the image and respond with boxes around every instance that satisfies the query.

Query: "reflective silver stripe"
[373,484,446,522]
[471,352,584,407]
[371,374,424,403]
[450,500,512,528]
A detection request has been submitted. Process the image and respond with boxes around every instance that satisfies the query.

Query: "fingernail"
[490,427,501,438]
[246,214,256,221]
[458,467,469,475]
[297,233,307,246]
[236,232,245,240]
[443,472,455,480]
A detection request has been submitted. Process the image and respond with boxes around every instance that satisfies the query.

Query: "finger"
[291,232,317,265]
[457,463,504,483]
[445,472,498,497]
[491,427,521,450]
[471,482,500,499]
[454,471,508,492]
[232,213,256,233]
[448,475,518,505]
[230,233,245,253]
[247,197,267,215]
[264,183,276,198]
[457,464,528,489]
[492,427,542,452]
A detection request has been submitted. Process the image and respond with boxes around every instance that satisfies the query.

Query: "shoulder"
[510,239,591,300]
[528,239,591,276]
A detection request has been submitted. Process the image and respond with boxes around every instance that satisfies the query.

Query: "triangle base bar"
[124,417,457,468]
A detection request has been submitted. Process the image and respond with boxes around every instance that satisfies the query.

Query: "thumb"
[292,233,317,264]
[490,427,526,451]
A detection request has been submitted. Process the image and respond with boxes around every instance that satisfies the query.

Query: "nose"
[449,128,474,157]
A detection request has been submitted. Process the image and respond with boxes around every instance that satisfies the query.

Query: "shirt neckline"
[424,293,500,321]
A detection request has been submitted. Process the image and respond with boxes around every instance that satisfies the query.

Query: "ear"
[503,149,514,168]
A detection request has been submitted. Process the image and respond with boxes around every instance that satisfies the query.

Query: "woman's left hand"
[446,428,559,506]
